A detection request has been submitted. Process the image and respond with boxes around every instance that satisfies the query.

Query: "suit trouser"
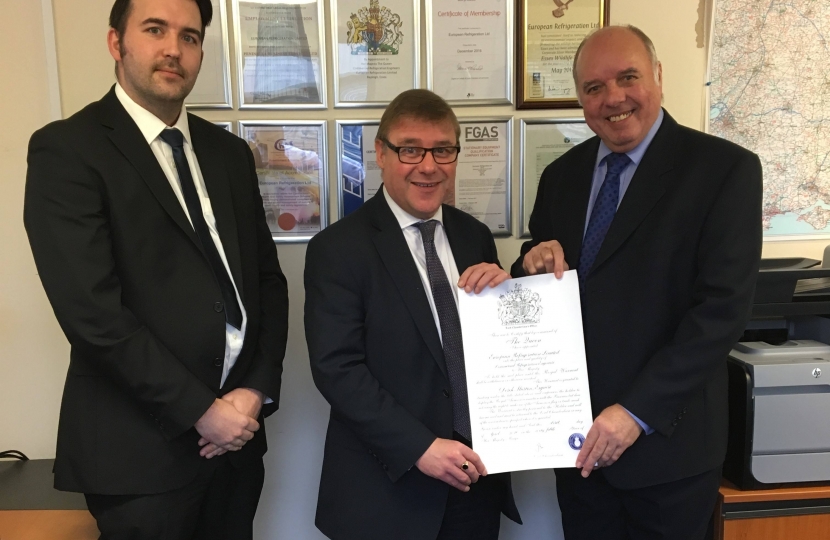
[84,454,265,540]
[555,465,721,540]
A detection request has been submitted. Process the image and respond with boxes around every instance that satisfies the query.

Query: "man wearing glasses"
[304,89,521,540]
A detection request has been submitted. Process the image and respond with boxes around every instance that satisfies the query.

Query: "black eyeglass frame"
[381,139,462,164]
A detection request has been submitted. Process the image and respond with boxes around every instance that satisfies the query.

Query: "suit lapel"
[560,141,599,268]
[190,117,244,299]
[443,206,477,273]
[590,113,678,273]
[369,192,448,379]
[100,89,201,250]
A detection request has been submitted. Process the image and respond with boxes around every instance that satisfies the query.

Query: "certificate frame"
[424,0,513,106]
[516,0,609,109]
[185,0,233,109]
[331,0,420,108]
[232,0,328,110]
[213,121,233,132]
[519,118,594,237]
[456,116,513,236]
[336,120,382,219]
[238,120,329,243]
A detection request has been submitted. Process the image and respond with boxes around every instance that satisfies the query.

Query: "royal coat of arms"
[498,284,543,327]
[346,0,404,54]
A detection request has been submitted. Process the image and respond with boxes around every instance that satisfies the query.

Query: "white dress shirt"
[115,83,245,388]
[383,188,460,344]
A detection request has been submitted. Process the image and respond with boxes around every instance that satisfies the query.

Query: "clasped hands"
[194,387,264,459]
[416,438,487,492]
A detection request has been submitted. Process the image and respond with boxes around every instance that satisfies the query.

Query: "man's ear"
[107,28,123,62]
[375,138,386,169]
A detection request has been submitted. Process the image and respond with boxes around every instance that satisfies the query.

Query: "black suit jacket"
[24,88,289,495]
[512,111,762,489]
[305,191,520,540]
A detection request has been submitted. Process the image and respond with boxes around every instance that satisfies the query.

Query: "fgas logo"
[275,139,292,151]
[464,125,499,142]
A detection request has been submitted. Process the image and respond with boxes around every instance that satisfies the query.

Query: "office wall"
[0,0,826,539]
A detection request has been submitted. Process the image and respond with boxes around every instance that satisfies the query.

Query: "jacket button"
[213,357,223,367]
[442,389,450,398]
[671,420,678,427]
[214,302,224,313]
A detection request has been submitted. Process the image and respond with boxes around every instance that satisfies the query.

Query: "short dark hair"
[376,89,460,143]
[109,0,213,40]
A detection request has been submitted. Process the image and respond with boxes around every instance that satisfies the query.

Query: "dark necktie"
[416,220,472,440]
[159,128,243,330]
[577,152,632,292]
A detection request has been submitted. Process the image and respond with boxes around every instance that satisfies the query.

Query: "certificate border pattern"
[232,0,329,110]
[238,120,330,243]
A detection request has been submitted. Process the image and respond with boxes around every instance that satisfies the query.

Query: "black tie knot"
[416,219,438,244]
[159,128,185,149]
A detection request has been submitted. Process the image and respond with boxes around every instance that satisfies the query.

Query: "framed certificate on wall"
[516,0,609,109]
[425,0,512,106]
[331,0,420,107]
[519,118,594,236]
[239,121,329,242]
[233,0,327,109]
[186,0,232,108]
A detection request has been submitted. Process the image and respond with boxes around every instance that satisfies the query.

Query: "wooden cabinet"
[715,481,830,540]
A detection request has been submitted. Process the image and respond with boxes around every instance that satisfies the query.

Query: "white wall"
[1,0,826,539]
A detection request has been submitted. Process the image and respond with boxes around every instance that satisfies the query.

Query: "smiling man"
[305,89,521,540]
[512,26,762,539]
[23,0,289,537]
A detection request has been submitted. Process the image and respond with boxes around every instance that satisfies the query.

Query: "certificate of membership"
[458,271,594,474]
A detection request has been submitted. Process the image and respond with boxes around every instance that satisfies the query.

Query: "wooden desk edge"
[719,481,830,504]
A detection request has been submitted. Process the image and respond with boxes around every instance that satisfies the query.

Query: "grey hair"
[571,24,660,88]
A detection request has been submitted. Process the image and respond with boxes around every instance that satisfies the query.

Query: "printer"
[724,258,830,489]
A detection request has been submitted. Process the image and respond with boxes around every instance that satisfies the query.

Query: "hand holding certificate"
[458,271,593,474]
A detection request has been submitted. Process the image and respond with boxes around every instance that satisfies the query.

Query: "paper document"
[458,271,593,474]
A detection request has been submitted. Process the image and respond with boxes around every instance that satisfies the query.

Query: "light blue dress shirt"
[583,109,665,435]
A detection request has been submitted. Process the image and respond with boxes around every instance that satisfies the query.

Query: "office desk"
[0,459,98,539]
[715,481,830,540]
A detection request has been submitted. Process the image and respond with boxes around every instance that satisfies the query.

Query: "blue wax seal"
[568,433,585,450]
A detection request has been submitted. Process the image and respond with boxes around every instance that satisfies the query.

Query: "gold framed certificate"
[517,0,609,109]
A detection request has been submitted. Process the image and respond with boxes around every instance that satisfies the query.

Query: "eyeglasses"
[382,139,461,164]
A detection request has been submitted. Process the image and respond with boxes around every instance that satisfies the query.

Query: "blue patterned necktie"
[159,128,243,329]
[416,219,472,440]
[577,152,632,291]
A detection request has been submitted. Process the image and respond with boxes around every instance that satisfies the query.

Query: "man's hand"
[194,398,259,458]
[458,263,510,294]
[522,240,568,278]
[415,438,487,492]
[198,388,265,458]
[575,404,643,477]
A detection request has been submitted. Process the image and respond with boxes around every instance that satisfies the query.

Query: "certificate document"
[454,119,511,234]
[428,0,510,103]
[520,120,594,235]
[235,0,325,107]
[338,122,382,217]
[458,272,594,474]
[333,0,419,105]
[241,123,328,241]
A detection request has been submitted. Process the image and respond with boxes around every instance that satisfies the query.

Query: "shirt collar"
[596,108,665,167]
[114,83,191,146]
[382,185,444,230]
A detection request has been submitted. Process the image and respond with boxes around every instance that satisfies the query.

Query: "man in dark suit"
[512,26,762,539]
[23,0,288,537]
[305,89,521,540]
